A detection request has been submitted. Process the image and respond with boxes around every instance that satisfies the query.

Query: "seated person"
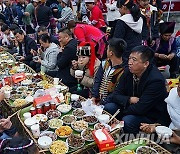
[0,136,38,154]
[14,29,38,66]
[112,45,170,134]
[92,38,126,115]
[0,92,18,140]
[70,42,101,98]
[37,26,60,46]
[153,22,179,78]
[56,27,78,87]
[32,34,59,73]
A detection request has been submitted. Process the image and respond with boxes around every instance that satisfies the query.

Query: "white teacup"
[23,112,31,120]
[20,63,24,69]
[75,70,83,78]
[53,78,59,85]
[31,124,40,138]
[4,91,11,99]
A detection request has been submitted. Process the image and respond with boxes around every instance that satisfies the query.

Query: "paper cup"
[4,91,11,99]
[31,124,40,138]
[23,112,31,120]
[53,78,59,85]
[75,70,83,78]
[20,63,24,69]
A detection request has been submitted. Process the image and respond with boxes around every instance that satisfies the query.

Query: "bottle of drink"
[77,84,82,91]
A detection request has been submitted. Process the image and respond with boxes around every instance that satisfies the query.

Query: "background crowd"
[0,0,180,153]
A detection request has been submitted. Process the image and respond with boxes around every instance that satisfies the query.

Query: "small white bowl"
[71,94,80,101]
[97,114,110,124]
[24,118,37,128]
[155,126,172,138]
[38,136,52,149]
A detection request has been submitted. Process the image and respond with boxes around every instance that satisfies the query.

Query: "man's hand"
[0,117,12,131]
[19,56,25,61]
[167,53,175,60]
[140,123,156,134]
[34,57,41,63]
[91,97,100,106]
[24,12,30,16]
[169,132,180,144]
[129,97,139,104]
[30,49,37,56]
[158,54,168,60]
[0,91,5,102]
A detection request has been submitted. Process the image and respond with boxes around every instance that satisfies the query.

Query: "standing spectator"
[16,0,29,29]
[22,0,39,36]
[76,0,87,21]
[35,0,52,29]
[14,29,38,66]
[57,27,78,87]
[153,22,178,78]
[85,0,106,31]
[54,0,74,27]
[114,0,143,64]
[46,0,59,7]
[68,20,107,59]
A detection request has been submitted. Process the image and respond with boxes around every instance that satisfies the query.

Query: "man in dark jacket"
[14,29,38,66]
[112,45,170,134]
[57,27,77,87]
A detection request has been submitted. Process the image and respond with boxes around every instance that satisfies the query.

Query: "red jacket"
[90,5,106,29]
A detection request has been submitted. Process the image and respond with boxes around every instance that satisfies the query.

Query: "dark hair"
[9,24,20,31]
[117,0,141,22]
[67,20,76,29]
[1,137,37,154]
[37,26,47,33]
[14,29,24,35]
[108,38,127,58]
[39,33,51,43]
[131,45,154,63]
[1,24,9,32]
[58,27,73,37]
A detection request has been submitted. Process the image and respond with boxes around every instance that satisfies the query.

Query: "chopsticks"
[108,109,120,124]
[7,110,19,119]
[39,149,49,153]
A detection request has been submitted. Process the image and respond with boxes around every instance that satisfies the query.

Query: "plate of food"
[48,118,63,129]
[81,128,94,142]
[57,104,72,114]
[94,123,111,132]
[71,120,88,132]
[21,79,32,86]
[66,134,85,149]
[17,86,28,93]
[49,140,68,154]
[39,121,49,131]
[13,99,27,107]
[61,115,77,125]
[82,115,98,125]
[71,101,82,109]
[55,126,73,138]
[72,108,86,119]
[1,85,12,91]
[40,131,57,141]
[46,110,61,119]
[10,94,23,101]
[33,114,48,122]
[119,150,135,154]
[136,146,158,154]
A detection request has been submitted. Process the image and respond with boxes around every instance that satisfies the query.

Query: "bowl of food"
[81,128,94,142]
[33,114,48,122]
[97,114,110,124]
[66,134,85,149]
[155,126,172,138]
[40,131,57,141]
[46,110,61,119]
[17,86,28,93]
[72,108,86,119]
[61,115,77,125]
[71,94,79,101]
[48,118,63,129]
[71,101,82,109]
[24,117,37,128]
[136,146,158,154]
[49,140,68,154]
[83,115,98,125]
[94,123,111,132]
[71,120,88,132]
[38,136,52,149]
[10,94,23,101]
[21,79,32,86]
[39,121,49,131]
[55,126,73,138]
[57,104,72,114]
[13,99,27,107]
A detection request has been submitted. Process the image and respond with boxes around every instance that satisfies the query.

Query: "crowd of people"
[0,0,180,153]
